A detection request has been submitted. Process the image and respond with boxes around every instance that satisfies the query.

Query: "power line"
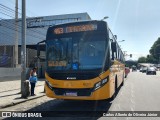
[0,4,47,36]
[0,3,22,16]
[0,18,44,40]
[0,16,46,37]
[0,15,46,38]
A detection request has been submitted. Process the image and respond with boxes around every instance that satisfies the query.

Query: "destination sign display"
[54,24,97,34]
[48,61,67,67]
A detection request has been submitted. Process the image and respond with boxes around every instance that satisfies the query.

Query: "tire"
[43,87,45,93]
[111,77,117,101]
[121,73,124,86]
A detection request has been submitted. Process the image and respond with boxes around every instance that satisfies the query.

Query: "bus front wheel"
[110,77,117,101]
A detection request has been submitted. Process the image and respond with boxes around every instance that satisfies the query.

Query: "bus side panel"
[117,63,125,87]
[111,60,125,88]
[99,69,115,98]
[109,72,116,98]
[108,60,124,97]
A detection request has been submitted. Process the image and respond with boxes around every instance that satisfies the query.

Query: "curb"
[0,94,45,109]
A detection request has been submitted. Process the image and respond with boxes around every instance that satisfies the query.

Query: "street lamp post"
[118,40,125,42]
[123,51,127,60]
[101,16,109,21]
[118,40,125,49]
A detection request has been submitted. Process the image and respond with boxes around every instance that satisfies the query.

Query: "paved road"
[2,71,160,120]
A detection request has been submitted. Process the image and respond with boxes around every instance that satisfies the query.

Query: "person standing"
[29,67,38,96]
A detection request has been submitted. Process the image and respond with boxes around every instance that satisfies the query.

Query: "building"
[0,12,91,67]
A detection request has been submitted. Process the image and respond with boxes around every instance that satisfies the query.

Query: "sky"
[0,0,160,60]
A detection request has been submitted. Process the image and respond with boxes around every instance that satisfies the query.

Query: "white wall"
[0,68,21,77]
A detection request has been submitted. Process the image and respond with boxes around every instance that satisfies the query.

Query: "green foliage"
[154,44,160,58]
[149,37,160,63]
[138,57,146,63]
[150,37,160,55]
[146,55,157,63]
[138,55,157,64]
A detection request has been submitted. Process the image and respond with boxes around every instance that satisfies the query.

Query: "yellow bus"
[38,20,125,100]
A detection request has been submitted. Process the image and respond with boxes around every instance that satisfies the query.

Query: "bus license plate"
[65,92,77,96]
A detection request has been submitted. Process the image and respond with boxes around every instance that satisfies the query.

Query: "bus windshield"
[46,35,107,70]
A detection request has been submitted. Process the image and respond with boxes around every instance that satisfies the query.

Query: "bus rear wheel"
[121,73,125,86]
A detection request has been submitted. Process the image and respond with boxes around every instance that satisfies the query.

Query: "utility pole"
[15,0,19,68]
[123,51,127,60]
[21,0,26,96]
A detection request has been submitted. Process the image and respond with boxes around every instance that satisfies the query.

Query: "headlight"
[93,77,108,91]
[102,78,108,84]
[95,81,101,90]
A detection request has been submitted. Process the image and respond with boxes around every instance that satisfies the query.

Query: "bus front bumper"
[44,80,111,100]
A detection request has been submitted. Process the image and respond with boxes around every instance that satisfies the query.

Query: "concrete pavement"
[0,78,45,109]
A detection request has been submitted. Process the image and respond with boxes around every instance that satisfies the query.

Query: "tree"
[150,37,160,57]
[138,57,146,63]
[154,44,160,59]
[125,60,138,68]
[149,37,160,63]
[146,55,157,63]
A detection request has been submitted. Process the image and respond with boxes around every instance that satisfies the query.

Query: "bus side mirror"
[111,42,117,60]
[111,42,117,52]
[114,35,117,40]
